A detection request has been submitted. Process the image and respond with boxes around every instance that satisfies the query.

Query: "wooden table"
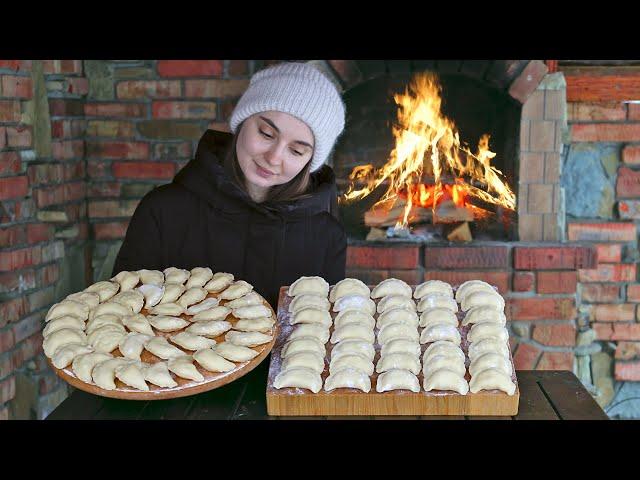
[46,363,609,420]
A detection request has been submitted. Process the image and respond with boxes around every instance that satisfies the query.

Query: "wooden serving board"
[48,290,277,401]
[266,286,519,416]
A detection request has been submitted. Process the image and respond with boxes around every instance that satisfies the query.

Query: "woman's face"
[236,111,315,191]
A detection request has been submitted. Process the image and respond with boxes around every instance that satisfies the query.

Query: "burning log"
[433,199,475,223]
[364,198,431,228]
[447,222,473,242]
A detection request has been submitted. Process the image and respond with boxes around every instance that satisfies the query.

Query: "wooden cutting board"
[266,286,519,416]
[48,290,277,401]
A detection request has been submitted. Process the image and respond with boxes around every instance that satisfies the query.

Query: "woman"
[112,61,347,311]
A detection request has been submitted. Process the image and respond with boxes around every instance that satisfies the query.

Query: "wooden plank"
[565,73,640,102]
[512,371,560,420]
[467,416,513,420]
[535,370,609,420]
[45,389,105,420]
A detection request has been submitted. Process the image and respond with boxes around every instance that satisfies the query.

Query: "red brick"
[571,124,640,142]
[88,182,120,197]
[567,222,637,242]
[507,297,576,321]
[184,79,249,98]
[228,61,248,76]
[157,60,223,78]
[116,80,181,99]
[567,102,627,122]
[513,246,598,270]
[581,284,622,303]
[622,145,640,165]
[0,176,28,200]
[424,271,511,293]
[0,270,35,293]
[602,323,640,340]
[152,142,192,160]
[536,351,574,371]
[0,152,21,176]
[26,224,53,244]
[52,140,84,160]
[347,245,420,270]
[112,161,175,179]
[508,60,548,104]
[12,332,43,367]
[578,263,636,283]
[6,126,32,147]
[0,376,16,404]
[387,269,424,285]
[0,225,25,248]
[86,120,135,138]
[616,167,640,197]
[84,103,146,118]
[615,341,640,360]
[0,246,42,272]
[0,327,14,353]
[536,271,577,294]
[0,100,20,122]
[42,60,82,75]
[0,60,25,71]
[66,77,89,96]
[595,243,622,263]
[152,101,217,119]
[424,246,509,269]
[0,127,6,148]
[87,160,111,179]
[1,75,32,98]
[630,104,640,121]
[512,343,541,370]
[532,324,576,347]
[38,264,59,287]
[627,284,640,302]
[513,271,535,292]
[86,141,149,160]
[0,297,28,327]
[615,362,640,381]
[344,269,390,286]
[48,98,84,117]
[592,303,636,322]
[12,313,43,344]
[93,221,130,240]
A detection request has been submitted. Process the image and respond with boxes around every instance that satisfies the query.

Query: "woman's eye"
[291,149,304,156]
[259,129,273,139]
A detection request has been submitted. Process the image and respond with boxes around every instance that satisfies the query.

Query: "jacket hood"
[173,129,338,221]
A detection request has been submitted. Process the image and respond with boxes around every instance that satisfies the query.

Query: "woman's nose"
[264,143,285,166]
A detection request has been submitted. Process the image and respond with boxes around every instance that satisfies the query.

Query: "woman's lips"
[255,161,276,178]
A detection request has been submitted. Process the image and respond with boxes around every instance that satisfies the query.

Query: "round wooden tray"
[47,290,278,400]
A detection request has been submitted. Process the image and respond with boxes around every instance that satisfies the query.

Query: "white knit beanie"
[229,62,346,172]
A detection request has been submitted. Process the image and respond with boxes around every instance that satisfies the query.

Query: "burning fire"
[341,72,516,229]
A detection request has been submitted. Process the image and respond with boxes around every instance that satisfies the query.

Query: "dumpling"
[377,323,419,345]
[193,349,236,373]
[145,336,187,359]
[334,309,375,329]
[204,272,234,293]
[43,315,85,337]
[122,313,155,336]
[469,367,516,395]
[462,305,507,326]
[232,304,272,320]
[370,278,412,299]
[282,351,325,374]
[380,338,421,358]
[330,323,375,344]
[324,368,371,392]
[218,280,254,300]
[280,337,326,359]
[43,328,87,357]
[177,287,207,308]
[214,342,259,362]
[469,352,513,377]
[111,270,140,291]
[233,317,275,333]
[148,302,185,316]
[115,362,149,391]
[290,306,332,327]
[288,294,330,313]
[376,307,419,329]
[87,325,126,353]
[118,332,153,360]
[186,298,220,315]
[185,267,213,289]
[330,339,375,362]
[376,369,420,393]
[414,280,453,300]
[329,278,370,303]
[377,295,416,314]
[110,290,145,314]
[90,301,133,320]
[467,323,510,344]
[143,361,178,388]
[45,299,89,322]
[137,284,165,308]
[287,276,329,297]
[273,367,322,393]
[92,357,132,390]
[163,267,190,285]
[417,294,458,313]
[65,291,100,309]
[84,280,119,302]
[422,355,466,378]
[226,291,263,309]
[225,330,273,347]
[455,280,495,303]
[461,290,505,312]
[419,308,459,328]
[147,315,189,332]
[468,338,510,361]
[170,332,217,350]
[167,356,205,382]
[192,306,231,322]
[51,343,94,369]
[420,323,462,345]
[422,341,466,364]
[375,352,420,375]
[136,269,164,286]
[287,324,330,344]
[332,295,376,316]
[159,283,186,304]
[72,352,113,383]
[423,368,469,394]
[329,353,373,376]
[185,320,232,337]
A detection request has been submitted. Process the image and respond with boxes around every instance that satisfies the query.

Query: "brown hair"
[224,122,314,203]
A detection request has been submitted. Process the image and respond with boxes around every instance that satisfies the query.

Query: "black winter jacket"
[111,129,347,310]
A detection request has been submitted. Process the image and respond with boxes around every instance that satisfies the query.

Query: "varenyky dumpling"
[143,361,178,388]
[422,354,466,378]
[118,332,153,360]
[115,362,149,391]
[375,352,420,375]
[324,367,371,393]
[192,306,230,322]
[288,276,329,298]
[455,280,495,303]
[377,322,419,345]
[185,320,232,338]
[280,337,326,359]
[282,351,326,375]
[419,307,459,328]
[422,341,465,364]
[159,283,186,304]
[234,317,275,333]
[379,338,421,358]
[226,291,263,309]
[330,323,375,344]
[332,294,376,316]
[72,352,113,383]
[136,269,164,286]
[218,280,254,300]
[65,291,100,309]
[288,294,330,313]
[145,336,187,360]
[163,267,191,285]
[92,357,132,390]
[177,287,207,308]
[110,290,145,314]
[185,267,213,289]
[329,278,370,303]
[287,323,330,344]
[84,281,119,303]
[420,323,462,345]
[232,304,271,320]
[467,322,510,344]
[193,349,236,373]
[469,352,513,378]
[462,305,507,326]
[329,353,374,376]
[370,278,412,299]
[376,295,417,314]
[89,301,133,321]
[186,298,220,315]
[137,284,165,308]
[87,325,126,353]
[469,367,516,395]
[214,342,258,362]
[43,328,87,358]
[468,337,510,361]
[423,368,469,395]
[460,290,505,312]
[376,307,419,329]
[273,366,322,393]
[43,315,85,337]
[51,343,94,369]
[417,294,458,313]
[122,313,155,336]
[167,356,204,382]
[147,315,189,332]
[376,369,420,393]
[45,299,89,322]
[330,339,375,362]
[148,302,185,317]
[204,272,234,293]
[169,331,217,351]
[290,306,332,327]
[225,330,273,347]
[334,309,375,329]
[111,270,140,291]
[413,280,453,300]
